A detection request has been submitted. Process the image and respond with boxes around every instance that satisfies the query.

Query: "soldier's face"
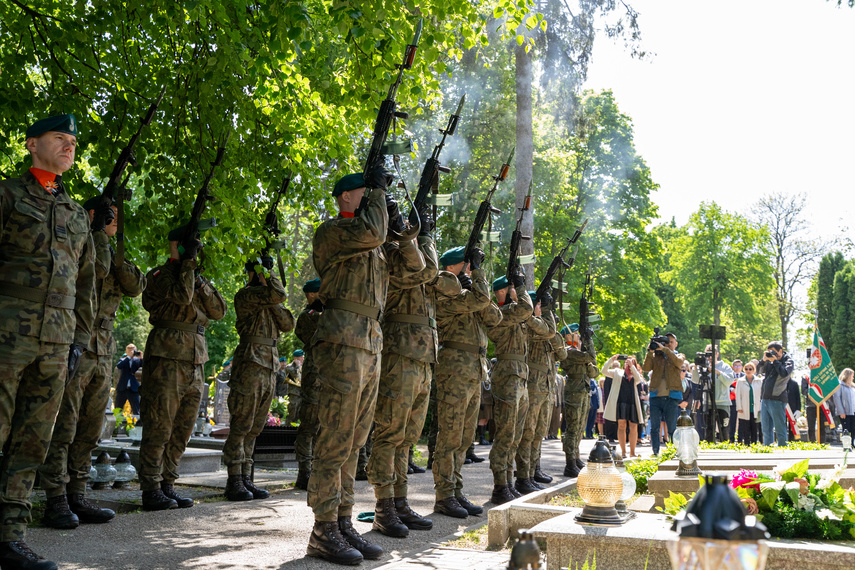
[105,206,119,237]
[28,131,77,174]
[338,187,366,214]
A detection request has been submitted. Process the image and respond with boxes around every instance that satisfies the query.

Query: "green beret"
[332,173,365,197]
[302,278,321,293]
[439,246,465,268]
[559,323,580,335]
[223,358,232,367]
[26,114,78,138]
[279,356,287,362]
[492,275,509,292]
[527,291,537,301]
[82,195,115,211]
[293,349,304,358]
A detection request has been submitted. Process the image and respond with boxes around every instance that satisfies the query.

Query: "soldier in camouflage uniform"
[513,293,558,494]
[559,324,598,477]
[138,226,227,511]
[274,357,288,398]
[367,217,443,537]
[486,274,536,505]
[432,245,500,519]
[294,277,322,491]
[0,114,98,570]
[533,341,566,484]
[284,350,303,424]
[307,169,422,566]
[223,259,294,501]
[41,196,145,529]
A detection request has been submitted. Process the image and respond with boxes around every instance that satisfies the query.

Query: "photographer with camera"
[642,332,685,456]
[757,341,794,447]
[115,344,143,415]
[690,345,734,443]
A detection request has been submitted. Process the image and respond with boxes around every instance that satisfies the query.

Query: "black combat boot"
[514,478,539,495]
[338,516,383,560]
[141,489,178,511]
[409,461,425,474]
[466,449,485,463]
[161,482,193,508]
[477,425,489,445]
[534,464,553,484]
[0,541,57,570]
[372,497,409,537]
[224,475,253,501]
[455,495,483,515]
[426,453,433,470]
[295,468,311,491]
[355,468,368,481]
[507,483,523,498]
[243,475,270,499]
[307,521,363,565]
[575,457,586,470]
[42,495,79,529]
[394,497,433,530]
[530,478,547,491]
[564,462,581,478]
[68,493,115,523]
[490,484,515,505]
[433,496,468,518]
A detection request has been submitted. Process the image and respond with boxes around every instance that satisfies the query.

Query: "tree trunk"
[515,40,534,288]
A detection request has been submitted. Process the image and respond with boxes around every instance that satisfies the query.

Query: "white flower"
[815,508,842,521]
[797,494,815,511]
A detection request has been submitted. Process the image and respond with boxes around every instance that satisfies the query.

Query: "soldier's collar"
[339,211,355,218]
[29,167,62,194]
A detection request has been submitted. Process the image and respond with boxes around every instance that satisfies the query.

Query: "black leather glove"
[366,157,395,190]
[511,266,525,288]
[409,208,435,236]
[541,291,553,310]
[309,299,325,313]
[385,192,404,235]
[260,255,274,270]
[181,238,201,261]
[457,270,472,291]
[467,247,485,271]
[67,343,85,381]
[91,201,110,232]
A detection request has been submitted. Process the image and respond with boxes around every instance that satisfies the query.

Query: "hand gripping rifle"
[534,218,588,308]
[363,19,423,178]
[505,180,533,284]
[462,146,514,264]
[171,133,229,271]
[409,94,465,229]
[261,172,291,280]
[101,87,166,265]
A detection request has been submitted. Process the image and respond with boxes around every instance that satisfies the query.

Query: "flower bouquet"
[729,457,855,540]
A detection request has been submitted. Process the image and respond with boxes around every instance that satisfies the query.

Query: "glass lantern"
[92,451,117,490]
[609,445,637,522]
[668,473,769,570]
[112,449,137,489]
[575,436,623,526]
[673,408,701,477]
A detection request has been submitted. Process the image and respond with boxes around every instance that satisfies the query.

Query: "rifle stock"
[533,218,588,306]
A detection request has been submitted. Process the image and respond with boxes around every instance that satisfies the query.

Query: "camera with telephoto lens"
[765,350,776,359]
[694,351,713,367]
[648,327,669,352]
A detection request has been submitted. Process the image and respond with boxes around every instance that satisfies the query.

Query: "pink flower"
[741,497,759,515]
[732,469,761,492]
[794,477,809,495]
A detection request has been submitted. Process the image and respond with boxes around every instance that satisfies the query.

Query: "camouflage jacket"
[560,343,599,391]
[487,285,535,381]
[381,235,440,363]
[233,276,294,371]
[312,188,389,354]
[546,332,568,396]
[90,250,146,356]
[435,268,502,383]
[0,171,98,347]
[142,259,227,365]
[525,311,559,393]
[284,361,301,385]
[274,367,288,398]
[295,305,321,402]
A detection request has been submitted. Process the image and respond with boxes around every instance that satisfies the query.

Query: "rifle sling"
[384,313,436,329]
[0,282,76,310]
[325,299,381,321]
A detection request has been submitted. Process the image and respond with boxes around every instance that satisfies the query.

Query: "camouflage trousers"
[138,356,203,491]
[223,359,275,476]
[0,333,67,541]
[307,342,379,522]
[295,375,319,474]
[489,373,529,485]
[515,382,550,480]
[562,382,590,463]
[432,373,480,500]
[286,383,302,426]
[40,350,112,498]
[367,353,430,500]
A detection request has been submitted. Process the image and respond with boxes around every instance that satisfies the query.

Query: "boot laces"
[10,541,41,561]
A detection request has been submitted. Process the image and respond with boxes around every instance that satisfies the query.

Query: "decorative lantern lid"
[587,436,615,464]
[676,408,694,427]
[671,473,769,541]
[116,450,132,464]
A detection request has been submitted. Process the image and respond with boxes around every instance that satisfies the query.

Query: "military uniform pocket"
[314,341,355,395]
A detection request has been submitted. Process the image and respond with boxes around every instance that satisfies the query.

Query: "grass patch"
[442,524,505,551]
